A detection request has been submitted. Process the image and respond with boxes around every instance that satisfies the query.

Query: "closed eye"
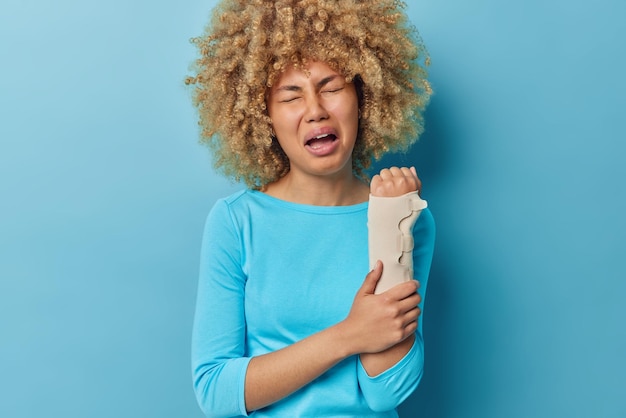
[322,87,344,94]
[279,96,301,103]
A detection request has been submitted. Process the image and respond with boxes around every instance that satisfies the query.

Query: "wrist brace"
[368,191,428,294]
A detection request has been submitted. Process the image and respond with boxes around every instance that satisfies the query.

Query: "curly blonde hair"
[186,0,431,188]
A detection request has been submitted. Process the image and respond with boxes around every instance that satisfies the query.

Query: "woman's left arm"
[358,167,436,410]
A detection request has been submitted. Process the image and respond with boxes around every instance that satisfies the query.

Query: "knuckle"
[392,329,405,341]
[387,305,401,318]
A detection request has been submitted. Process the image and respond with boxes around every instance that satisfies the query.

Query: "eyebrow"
[276,75,340,92]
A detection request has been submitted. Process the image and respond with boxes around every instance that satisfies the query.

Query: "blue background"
[1,1,624,417]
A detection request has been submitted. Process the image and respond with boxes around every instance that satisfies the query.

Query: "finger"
[370,174,382,192]
[389,166,403,177]
[403,280,421,296]
[402,307,421,325]
[361,260,383,295]
[393,291,420,313]
[403,318,419,335]
[378,168,392,180]
[400,288,421,303]
[398,294,422,313]
[400,166,413,178]
[399,167,419,191]
[410,166,423,193]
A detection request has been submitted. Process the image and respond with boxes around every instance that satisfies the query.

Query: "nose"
[304,96,329,122]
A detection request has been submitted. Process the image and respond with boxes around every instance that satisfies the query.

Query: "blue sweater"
[192,189,436,417]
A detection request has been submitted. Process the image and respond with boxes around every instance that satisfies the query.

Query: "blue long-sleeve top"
[192,189,435,417]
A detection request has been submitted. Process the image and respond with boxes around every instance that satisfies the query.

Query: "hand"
[370,166,422,197]
[341,261,422,355]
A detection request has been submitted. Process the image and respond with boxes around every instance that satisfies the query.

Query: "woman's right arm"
[243,261,418,412]
[192,200,252,417]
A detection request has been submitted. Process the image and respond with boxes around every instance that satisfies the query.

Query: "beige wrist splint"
[368,191,428,294]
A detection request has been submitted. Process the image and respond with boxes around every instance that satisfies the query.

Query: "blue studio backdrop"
[1,1,624,417]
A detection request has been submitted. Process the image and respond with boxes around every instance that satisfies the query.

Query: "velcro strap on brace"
[368,191,427,294]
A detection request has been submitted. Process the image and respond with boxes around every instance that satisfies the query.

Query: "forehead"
[272,61,343,87]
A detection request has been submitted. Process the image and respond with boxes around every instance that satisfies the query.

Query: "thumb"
[361,260,383,295]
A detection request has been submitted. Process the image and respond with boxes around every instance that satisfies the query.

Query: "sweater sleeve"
[357,208,436,412]
[191,200,251,418]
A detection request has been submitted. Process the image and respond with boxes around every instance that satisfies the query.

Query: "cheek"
[335,103,359,132]
[327,97,356,118]
[270,115,296,140]
[267,106,286,135]
[335,94,359,124]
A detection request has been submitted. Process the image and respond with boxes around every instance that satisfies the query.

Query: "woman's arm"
[244,261,420,412]
[360,166,424,376]
[357,207,435,411]
[192,200,251,417]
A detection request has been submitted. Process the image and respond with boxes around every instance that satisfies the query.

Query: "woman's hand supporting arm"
[245,259,420,412]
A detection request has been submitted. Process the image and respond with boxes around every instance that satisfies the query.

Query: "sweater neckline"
[247,189,368,214]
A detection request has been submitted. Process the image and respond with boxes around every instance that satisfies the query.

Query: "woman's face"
[266,61,359,181]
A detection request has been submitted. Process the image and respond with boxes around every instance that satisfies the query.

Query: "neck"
[263,170,369,206]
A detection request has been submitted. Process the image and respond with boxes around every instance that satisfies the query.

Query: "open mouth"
[305,133,338,149]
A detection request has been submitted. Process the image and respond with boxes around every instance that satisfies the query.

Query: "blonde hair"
[186,0,431,188]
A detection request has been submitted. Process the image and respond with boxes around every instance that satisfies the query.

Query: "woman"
[186,1,435,416]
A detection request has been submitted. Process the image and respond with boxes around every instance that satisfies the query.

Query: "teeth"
[314,134,330,139]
